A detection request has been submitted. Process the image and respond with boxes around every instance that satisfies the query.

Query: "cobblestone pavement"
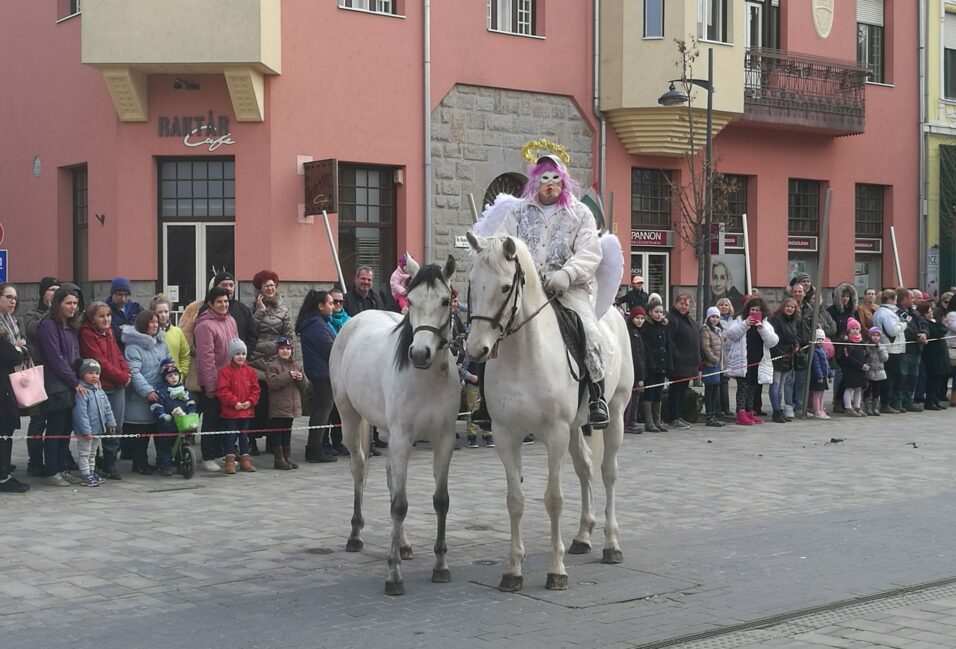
[2,405,956,649]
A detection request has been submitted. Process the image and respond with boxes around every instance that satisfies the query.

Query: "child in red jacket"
[217,338,260,474]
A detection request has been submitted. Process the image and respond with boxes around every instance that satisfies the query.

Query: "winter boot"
[869,398,881,416]
[735,410,754,425]
[239,454,256,472]
[282,446,299,470]
[273,447,292,470]
[587,379,609,430]
[223,454,237,474]
[102,451,122,480]
[0,436,12,476]
[641,401,659,433]
[772,410,787,424]
[706,415,726,428]
[651,401,668,432]
[749,411,765,424]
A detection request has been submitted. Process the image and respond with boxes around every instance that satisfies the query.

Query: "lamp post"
[658,47,715,310]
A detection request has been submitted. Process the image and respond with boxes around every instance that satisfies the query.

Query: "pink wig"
[522,158,579,209]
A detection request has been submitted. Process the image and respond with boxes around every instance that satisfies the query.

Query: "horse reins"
[467,258,558,346]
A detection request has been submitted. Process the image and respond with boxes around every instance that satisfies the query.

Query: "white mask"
[538,172,562,186]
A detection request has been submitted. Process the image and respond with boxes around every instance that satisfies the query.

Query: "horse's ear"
[405,252,421,279]
[503,237,517,261]
[466,231,484,252]
[442,254,456,282]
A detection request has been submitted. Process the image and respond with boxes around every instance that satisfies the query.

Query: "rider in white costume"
[473,148,610,427]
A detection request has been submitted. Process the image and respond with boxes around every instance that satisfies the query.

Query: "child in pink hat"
[836,317,870,416]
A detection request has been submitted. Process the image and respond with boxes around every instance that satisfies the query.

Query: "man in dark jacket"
[617,276,649,312]
[666,294,701,429]
[898,288,928,411]
[825,282,858,412]
[344,266,391,316]
[105,277,142,349]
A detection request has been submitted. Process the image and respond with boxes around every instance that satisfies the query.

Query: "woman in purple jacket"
[36,284,85,487]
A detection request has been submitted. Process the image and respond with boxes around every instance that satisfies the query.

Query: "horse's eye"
[441,298,450,307]
[502,285,512,294]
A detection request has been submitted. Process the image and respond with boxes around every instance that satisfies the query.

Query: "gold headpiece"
[520,139,571,166]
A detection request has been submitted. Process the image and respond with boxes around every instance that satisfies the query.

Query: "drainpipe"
[424,0,433,262]
[918,0,928,290]
[592,0,607,228]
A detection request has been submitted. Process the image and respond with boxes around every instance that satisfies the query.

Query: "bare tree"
[664,39,736,315]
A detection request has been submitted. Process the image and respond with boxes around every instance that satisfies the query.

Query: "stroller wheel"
[179,445,197,480]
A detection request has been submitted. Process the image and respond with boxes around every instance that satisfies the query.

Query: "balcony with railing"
[742,48,868,135]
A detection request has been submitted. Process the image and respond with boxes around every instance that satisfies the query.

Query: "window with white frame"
[337,0,396,15]
[57,0,81,20]
[644,0,664,38]
[698,0,729,43]
[945,12,956,99]
[857,0,885,83]
[488,0,537,36]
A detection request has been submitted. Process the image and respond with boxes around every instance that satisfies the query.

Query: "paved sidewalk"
[2,408,956,649]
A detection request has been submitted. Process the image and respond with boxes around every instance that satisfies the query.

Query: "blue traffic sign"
[0,250,7,283]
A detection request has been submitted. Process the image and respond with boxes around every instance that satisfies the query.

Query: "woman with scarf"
[0,283,29,491]
[248,270,293,454]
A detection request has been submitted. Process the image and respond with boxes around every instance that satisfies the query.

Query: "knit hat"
[227,338,247,358]
[814,328,826,342]
[159,359,179,378]
[38,276,60,296]
[252,270,279,290]
[213,270,236,287]
[846,317,861,330]
[867,326,881,338]
[789,272,811,287]
[627,307,646,321]
[705,306,720,320]
[109,276,131,295]
[78,358,101,378]
[648,293,662,305]
[275,336,293,350]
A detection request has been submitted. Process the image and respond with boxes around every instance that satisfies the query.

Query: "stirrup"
[588,398,609,429]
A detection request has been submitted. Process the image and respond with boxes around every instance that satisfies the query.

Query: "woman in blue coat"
[296,290,337,463]
[122,310,170,474]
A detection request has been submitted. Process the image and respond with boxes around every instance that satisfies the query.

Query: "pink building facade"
[0,1,919,311]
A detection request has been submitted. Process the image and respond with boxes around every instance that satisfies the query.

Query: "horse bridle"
[407,283,454,356]
[467,259,526,338]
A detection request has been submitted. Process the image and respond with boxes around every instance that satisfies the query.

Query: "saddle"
[551,301,587,382]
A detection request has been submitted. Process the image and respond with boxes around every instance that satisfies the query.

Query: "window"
[644,0,664,38]
[338,165,397,296]
[855,184,884,237]
[159,159,236,220]
[72,167,88,284]
[698,0,729,43]
[945,12,956,99]
[482,173,527,208]
[857,0,884,83]
[488,0,537,36]
[715,174,747,233]
[631,169,672,229]
[788,179,820,235]
[337,0,397,15]
[57,0,81,20]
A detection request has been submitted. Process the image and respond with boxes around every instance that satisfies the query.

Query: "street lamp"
[658,47,715,310]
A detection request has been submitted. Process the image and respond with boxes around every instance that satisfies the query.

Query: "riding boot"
[587,380,609,430]
[651,401,668,432]
[470,369,492,432]
[282,446,299,470]
[641,401,659,433]
[273,447,292,470]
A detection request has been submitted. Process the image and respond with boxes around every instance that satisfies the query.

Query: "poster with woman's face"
[709,254,747,312]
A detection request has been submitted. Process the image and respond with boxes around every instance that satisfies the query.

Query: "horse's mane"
[393,264,449,370]
[473,236,545,300]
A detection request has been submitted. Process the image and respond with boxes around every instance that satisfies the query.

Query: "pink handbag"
[10,361,48,409]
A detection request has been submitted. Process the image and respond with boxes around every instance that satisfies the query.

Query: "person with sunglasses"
[328,288,350,334]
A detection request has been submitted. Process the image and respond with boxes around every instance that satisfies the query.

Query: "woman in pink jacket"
[192,287,239,472]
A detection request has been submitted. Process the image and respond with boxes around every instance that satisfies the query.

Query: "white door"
[162,222,235,307]
[630,251,670,308]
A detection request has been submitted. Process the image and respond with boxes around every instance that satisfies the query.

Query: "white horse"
[330,255,460,596]
[465,232,633,592]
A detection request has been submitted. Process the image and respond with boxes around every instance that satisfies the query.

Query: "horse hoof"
[400,545,414,560]
[431,568,451,583]
[345,538,364,552]
[546,573,569,590]
[498,574,523,592]
[568,540,592,555]
[602,548,624,564]
[384,580,405,596]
